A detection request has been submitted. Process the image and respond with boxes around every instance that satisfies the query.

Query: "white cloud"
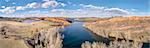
[48,4,133,17]
[0,6,6,8]
[16,6,26,10]
[51,9,64,12]
[2,13,50,17]
[15,2,41,10]
[26,2,40,8]
[42,1,58,8]
[49,9,88,17]
[43,0,54,1]
[0,2,40,14]
[12,2,16,4]
[0,0,66,14]
[28,10,45,14]
[0,7,16,14]
[81,4,131,16]
[81,4,105,9]
[0,2,134,17]
[104,8,130,15]
[60,3,67,7]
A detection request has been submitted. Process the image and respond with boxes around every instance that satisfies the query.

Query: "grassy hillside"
[0,20,64,48]
[83,16,150,48]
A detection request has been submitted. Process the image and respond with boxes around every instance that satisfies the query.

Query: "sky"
[0,0,149,17]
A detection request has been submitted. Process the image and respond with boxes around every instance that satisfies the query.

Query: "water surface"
[62,22,95,48]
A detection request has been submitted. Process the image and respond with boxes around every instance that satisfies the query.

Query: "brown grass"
[38,17,71,26]
[0,21,63,48]
[84,16,150,42]
[0,39,29,48]
[82,40,143,48]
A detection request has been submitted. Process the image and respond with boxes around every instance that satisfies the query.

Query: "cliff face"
[0,21,63,48]
[27,27,63,48]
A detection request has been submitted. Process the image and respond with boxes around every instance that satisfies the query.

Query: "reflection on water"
[62,22,150,48]
[62,22,96,48]
[142,43,150,48]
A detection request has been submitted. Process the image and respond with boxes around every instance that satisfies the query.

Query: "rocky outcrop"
[0,21,63,48]
[27,27,63,48]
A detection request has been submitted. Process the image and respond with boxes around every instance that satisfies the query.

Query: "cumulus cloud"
[82,4,130,15]
[0,7,16,14]
[104,8,130,15]
[16,6,26,10]
[16,2,41,10]
[0,0,65,14]
[26,2,40,8]
[81,4,105,9]
[60,3,67,7]
[51,9,64,12]
[42,1,58,8]
[0,2,40,14]
[0,2,133,17]
[43,0,54,1]
[0,6,6,8]
[48,4,132,17]
[50,9,88,17]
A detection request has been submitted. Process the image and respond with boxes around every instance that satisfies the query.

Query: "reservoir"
[62,22,96,48]
[62,21,149,48]
[23,20,149,48]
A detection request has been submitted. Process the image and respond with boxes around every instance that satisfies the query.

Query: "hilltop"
[0,17,72,48]
[83,16,150,48]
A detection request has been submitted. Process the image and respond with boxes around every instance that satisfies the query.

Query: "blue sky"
[0,0,149,17]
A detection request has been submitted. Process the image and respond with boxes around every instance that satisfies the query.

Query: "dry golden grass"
[82,40,143,48]
[0,21,63,48]
[0,39,29,48]
[38,17,71,26]
[0,21,55,38]
[84,16,150,42]
[96,16,150,23]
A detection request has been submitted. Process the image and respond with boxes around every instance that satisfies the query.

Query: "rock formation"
[0,21,63,48]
